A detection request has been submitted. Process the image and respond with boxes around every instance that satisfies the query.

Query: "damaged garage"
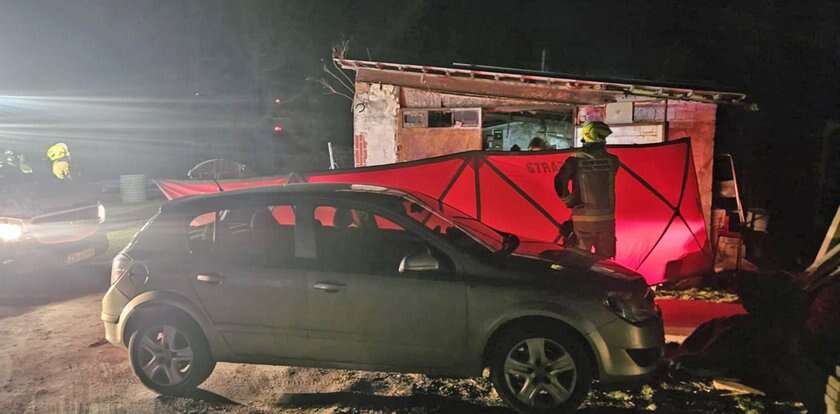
[338,57,754,264]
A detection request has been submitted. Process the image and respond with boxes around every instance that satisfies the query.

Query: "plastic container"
[119,174,147,204]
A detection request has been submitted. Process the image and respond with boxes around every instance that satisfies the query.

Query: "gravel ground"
[0,229,805,414]
[0,285,806,414]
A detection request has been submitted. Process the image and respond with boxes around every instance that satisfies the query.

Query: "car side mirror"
[399,251,440,273]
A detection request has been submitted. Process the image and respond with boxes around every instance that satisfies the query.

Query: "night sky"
[1,0,838,265]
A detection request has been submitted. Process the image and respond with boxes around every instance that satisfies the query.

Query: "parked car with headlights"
[102,183,663,414]
[1,148,107,273]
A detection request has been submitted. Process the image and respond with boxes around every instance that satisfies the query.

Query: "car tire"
[128,314,215,396]
[489,323,592,414]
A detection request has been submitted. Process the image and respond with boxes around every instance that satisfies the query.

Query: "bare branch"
[331,40,355,87]
[307,76,353,101]
[322,62,355,94]
[332,39,350,60]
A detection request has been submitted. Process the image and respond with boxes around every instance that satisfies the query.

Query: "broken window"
[401,108,481,129]
[428,111,454,128]
[453,109,480,128]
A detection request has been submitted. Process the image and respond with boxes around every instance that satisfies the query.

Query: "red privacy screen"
[158,139,710,284]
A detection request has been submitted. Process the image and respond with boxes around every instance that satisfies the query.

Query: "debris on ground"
[713,378,767,396]
[583,373,806,414]
[656,287,740,303]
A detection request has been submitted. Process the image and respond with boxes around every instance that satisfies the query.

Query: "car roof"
[162,183,412,212]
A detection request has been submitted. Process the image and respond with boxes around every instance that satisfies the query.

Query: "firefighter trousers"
[572,219,616,259]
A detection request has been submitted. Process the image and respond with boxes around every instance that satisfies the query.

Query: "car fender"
[471,300,604,372]
[117,290,231,358]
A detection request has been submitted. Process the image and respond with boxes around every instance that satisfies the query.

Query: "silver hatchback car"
[102,183,663,413]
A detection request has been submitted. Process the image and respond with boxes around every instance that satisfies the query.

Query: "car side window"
[187,204,297,267]
[390,199,492,258]
[312,204,434,275]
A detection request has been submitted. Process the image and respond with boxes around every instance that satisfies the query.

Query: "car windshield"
[390,192,505,254]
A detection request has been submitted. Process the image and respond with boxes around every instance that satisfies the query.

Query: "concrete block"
[578,105,605,123]
[606,102,634,124]
[827,394,839,413]
[634,106,658,122]
[355,82,370,93]
[828,374,840,399]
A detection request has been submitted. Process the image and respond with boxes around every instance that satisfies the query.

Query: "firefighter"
[47,142,71,180]
[554,121,619,258]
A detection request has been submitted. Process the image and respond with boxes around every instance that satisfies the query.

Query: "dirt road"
[0,266,508,414]
[0,262,806,413]
[0,298,500,413]
[0,279,808,413]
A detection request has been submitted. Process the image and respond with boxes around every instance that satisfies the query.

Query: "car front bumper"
[103,319,121,346]
[587,316,665,386]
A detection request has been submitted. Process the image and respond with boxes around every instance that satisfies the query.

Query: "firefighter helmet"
[47,142,70,161]
[581,121,612,144]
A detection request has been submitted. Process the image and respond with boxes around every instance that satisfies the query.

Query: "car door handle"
[196,273,223,285]
[312,282,345,293]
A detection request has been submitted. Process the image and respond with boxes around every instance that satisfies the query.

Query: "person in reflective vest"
[554,121,619,258]
[1,149,33,176]
[47,142,72,180]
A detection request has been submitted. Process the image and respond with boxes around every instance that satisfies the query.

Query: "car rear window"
[124,211,180,255]
[187,204,297,266]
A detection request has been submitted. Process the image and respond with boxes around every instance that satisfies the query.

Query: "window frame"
[401,108,482,129]
[181,195,302,266]
[298,197,459,277]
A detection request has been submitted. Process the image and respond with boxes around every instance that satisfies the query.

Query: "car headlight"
[0,221,23,242]
[97,204,106,224]
[111,253,134,285]
[604,288,659,324]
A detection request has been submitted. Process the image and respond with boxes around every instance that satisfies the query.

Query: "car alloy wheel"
[128,312,216,396]
[502,337,577,409]
[136,324,195,387]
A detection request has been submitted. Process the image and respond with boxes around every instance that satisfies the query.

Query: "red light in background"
[274,98,282,104]
[273,125,283,134]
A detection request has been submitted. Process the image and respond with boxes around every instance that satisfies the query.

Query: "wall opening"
[482,110,574,151]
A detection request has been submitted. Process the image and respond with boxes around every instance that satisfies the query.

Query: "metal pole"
[328,142,337,170]
[541,48,547,72]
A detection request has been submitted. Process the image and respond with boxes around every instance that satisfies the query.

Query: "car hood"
[0,179,100,219]
[503,241,649,291]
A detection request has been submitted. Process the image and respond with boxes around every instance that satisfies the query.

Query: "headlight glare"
[0,222,23,242]
[604,288,659,324]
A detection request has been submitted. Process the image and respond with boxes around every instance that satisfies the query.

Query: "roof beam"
[356,68,614,106]
[337,58,754,109]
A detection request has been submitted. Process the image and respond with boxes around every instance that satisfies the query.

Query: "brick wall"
[579,100,717,233]
[353,82,401,166]
[667,102,717,234]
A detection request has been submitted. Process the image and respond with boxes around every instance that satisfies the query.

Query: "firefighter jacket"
[554,144,620,223]
[52,159,71,180]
